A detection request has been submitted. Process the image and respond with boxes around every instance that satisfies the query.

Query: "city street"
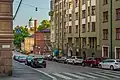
[12,51,120,80]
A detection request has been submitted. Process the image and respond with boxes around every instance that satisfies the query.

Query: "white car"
[66,56,83,64]
[98,59,120,70]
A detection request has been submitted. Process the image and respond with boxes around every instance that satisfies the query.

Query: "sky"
[13,0,50,27]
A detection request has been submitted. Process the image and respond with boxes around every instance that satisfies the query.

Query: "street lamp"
[38,46,41,55]
[110,0,113,59]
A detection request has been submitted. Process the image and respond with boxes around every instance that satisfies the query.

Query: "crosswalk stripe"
[52,73,72,80]
[76,72,98,79]
[103,71,120,76]
[63,72,85,79]
[95,72,120,78]
[87,72,111,79]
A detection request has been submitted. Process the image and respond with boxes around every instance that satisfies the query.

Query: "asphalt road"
[13,51,120,80]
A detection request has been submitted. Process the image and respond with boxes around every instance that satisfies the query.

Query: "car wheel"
[99,64,102,69]
[82,63,85,66]
[90,64,93,67]
[110,65,114,70]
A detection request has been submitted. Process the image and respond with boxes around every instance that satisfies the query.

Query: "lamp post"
[38,46,41,55]
[110,0,113,59]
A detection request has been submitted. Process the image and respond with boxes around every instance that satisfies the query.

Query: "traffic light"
[35,7,38,11]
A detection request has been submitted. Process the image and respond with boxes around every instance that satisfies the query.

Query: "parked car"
[30,57,46,68]
[58,56,67,63]
[18,56,27,63]
[47,55,53,61]
[13,55,20,61]
[66,56,83,64]
[98,59,120,70]
[82,57,101,67]
[53,56,60,62]
[25,56,34,66]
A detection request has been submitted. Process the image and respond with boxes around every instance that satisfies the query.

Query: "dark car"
[58,56,67,63]
[18,56,27,63]
[30,57,46,68]
[82,57,102,67]
[13,55,20,61]
[25,56,34,66]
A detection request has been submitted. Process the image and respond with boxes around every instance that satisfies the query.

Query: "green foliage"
[49,11,54,16]
[37,20,51,31]
[13,26,30,48]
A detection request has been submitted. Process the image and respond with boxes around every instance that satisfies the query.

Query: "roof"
[38,29,50,33]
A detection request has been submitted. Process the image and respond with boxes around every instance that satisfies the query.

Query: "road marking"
[87,72,111,79]
[95,72,120,78]
[76,72,98,79]
[19,62,57,80]
[63,72,85,79]
[103,71,120,76]
[52,73,72,80]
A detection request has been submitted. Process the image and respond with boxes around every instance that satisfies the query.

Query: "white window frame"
[102,45,109,57]
[115,46,120,59]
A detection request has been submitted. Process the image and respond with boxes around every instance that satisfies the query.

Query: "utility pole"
[110,0,113,59]
[58,1,60,56]
[78,0,81,56]
[62,0,64,56]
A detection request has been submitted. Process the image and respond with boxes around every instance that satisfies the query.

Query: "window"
[91,22,95,32]
[116,8,120,20]
[75,12,78,20]
[103,11,108,22]
[82,38,86,48]
[76,25,78,33]
[69,26,72,33]
[88,22,90,32]
[82,10,86,18]
[116,28,120,40]
[69,14,72,21]
[82,0,85,5]
[75,0,78,7]
[91,6,96,15]
[82,24,86,33]
[103,29,108,40]
[116,48,120,59]
[88,7,90,16]
[103,47,108,57]
[103,0,108,5]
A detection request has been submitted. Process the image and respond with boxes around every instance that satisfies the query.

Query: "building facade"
[0,0,13,75]
[34,29,51,55]
[24,37,34,54]
[100,0,120,59]
[50,0,120,58]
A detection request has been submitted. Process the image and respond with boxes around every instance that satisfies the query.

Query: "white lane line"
[95,72,120,78]
[87,72,111,79]
[19,62,57,80]
[52,73,72,80]
[76,72,98,79]
[63,72,85,79]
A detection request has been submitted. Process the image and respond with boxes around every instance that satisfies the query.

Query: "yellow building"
[24,37,34,54]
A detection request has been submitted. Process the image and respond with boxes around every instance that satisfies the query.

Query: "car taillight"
[115,63,118,65]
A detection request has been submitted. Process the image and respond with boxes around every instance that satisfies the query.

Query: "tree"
[13,26,30,48]
[37,20,51,31]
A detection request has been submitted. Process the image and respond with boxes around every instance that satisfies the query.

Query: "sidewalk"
[0,51,52,80]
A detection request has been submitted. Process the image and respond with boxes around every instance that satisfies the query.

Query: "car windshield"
[19,56,26,58]
[34,58,43,61]
[77,57,82,59]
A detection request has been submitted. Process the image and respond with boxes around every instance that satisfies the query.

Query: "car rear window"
[34,58,43,61]
[117,60,120,62]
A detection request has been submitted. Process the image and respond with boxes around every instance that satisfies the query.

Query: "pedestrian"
[83,51,86,60]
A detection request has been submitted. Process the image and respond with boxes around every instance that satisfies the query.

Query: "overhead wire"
[13,0,23,20]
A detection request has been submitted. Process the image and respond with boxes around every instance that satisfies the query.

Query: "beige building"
[50,0,120,58]
[24,37,34,54]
